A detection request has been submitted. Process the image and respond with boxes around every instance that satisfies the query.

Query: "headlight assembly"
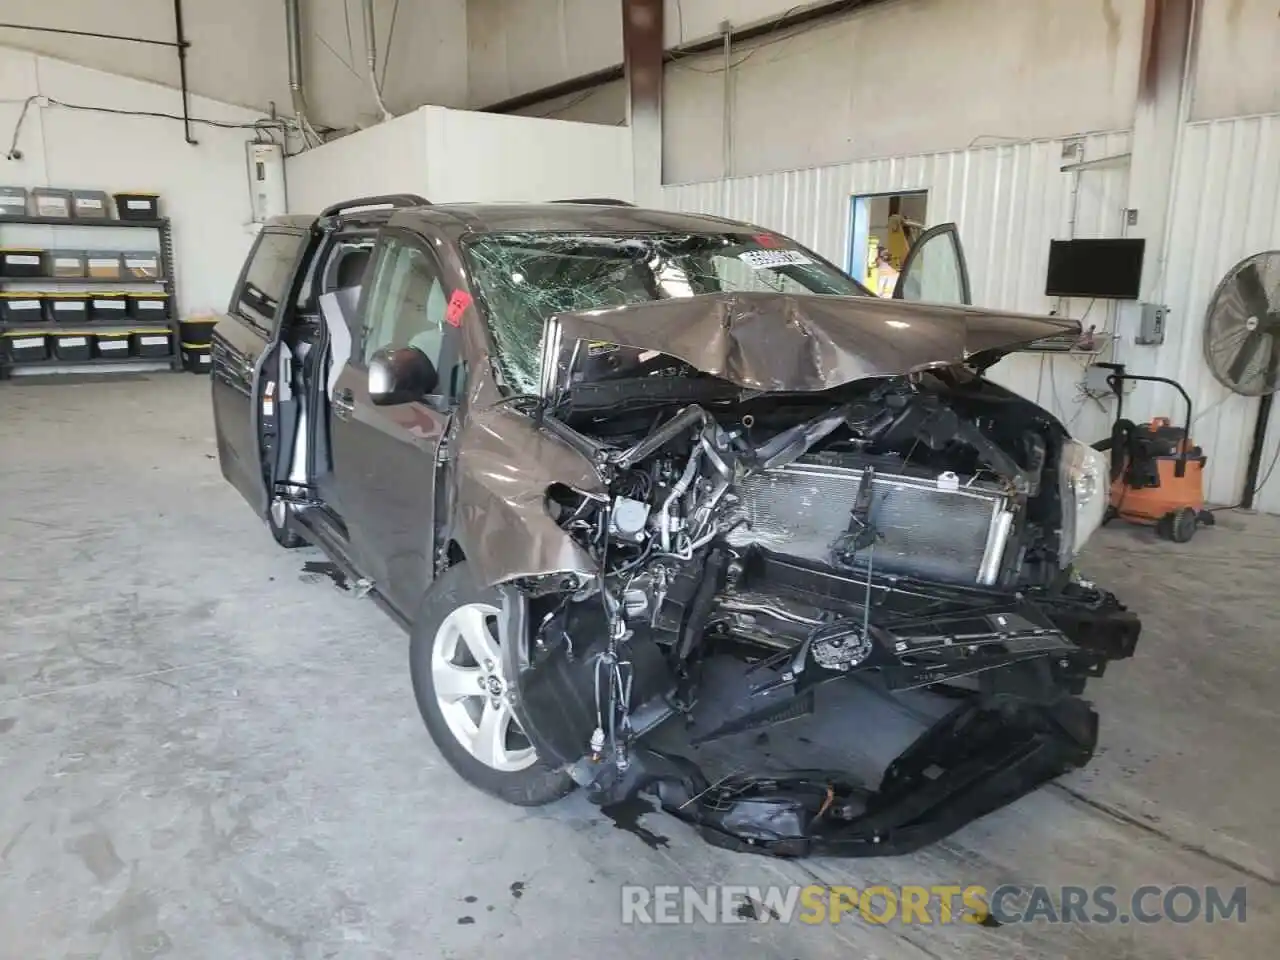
[1058,438,1109,565]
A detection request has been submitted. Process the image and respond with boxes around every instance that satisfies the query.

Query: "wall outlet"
[1084,364,1117,394]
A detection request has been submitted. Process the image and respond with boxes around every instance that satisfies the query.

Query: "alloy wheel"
[430,602,537,772]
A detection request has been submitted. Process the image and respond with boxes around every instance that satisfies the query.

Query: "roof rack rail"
[549,198,636,206]
[320,194,430,218]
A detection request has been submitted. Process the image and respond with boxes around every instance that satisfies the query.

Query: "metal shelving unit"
[1,322,171,334]
[2,355,177,375]
[0,215,167,229]
[0,215,180,378]
[0,276,168,287]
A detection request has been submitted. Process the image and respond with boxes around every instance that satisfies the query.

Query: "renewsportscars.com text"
[620,884,1248,926]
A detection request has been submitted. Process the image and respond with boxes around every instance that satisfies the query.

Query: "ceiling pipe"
[284,0,321,146]
[720,20,732,178]
[362,0,394,121]
[173,0,197,145]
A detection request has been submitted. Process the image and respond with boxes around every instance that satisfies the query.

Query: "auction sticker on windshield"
[445,290,472,327]
[739,249,814,269]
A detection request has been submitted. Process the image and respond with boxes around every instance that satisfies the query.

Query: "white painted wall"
[7,0,1270,183]
[467,0,621,108]
[0,47,267,317]
[510,79,629,126]
[664,0,1146,183]
[285,107,634,213]
[284,110,430,214]
[1133,113,1280,511]
[1190,0,1280,122]
[422,109,634,203]
[301,0,469,128]
[0,1,287,113]
[0,0,468,132]
[662,131,1134,445]
[665,0,837,45]
[467,0,1149,183]
[467,0,868,107]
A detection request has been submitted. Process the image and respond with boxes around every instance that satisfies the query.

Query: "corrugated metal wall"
[1145,114,1280,509]
[662,131,1132,443]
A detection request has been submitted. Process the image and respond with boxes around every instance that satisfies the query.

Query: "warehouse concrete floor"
[0,374,1275,959]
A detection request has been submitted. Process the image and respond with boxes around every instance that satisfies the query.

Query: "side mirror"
[369,347,438,405]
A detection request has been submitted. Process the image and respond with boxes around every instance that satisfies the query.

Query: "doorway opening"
[848,191,929,296]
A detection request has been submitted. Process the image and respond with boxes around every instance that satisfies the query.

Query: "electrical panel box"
[246,141,286,224]
[1135,302,1168,345]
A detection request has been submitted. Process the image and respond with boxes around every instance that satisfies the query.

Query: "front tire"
[409,562,575,806]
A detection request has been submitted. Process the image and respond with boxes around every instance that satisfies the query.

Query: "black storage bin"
[181,342,212,372]
[52,332,91,361]
[4,333,48,363]
[46,249,87,278]
[1,248,44,277]
[88,293,129,322]
[121,251,161,280]
[114,192,160,220]
[72,190,110,219]
[179,316,216,344]
[0,186,28,218]
[94,331,132,359]
[43,294,89,324]
[128,292,171,320]
[132,330,173,358]
[0,293,43,324]
[32,188,72,219]
[85,251,123,280]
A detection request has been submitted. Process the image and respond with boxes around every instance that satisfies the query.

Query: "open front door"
[211,226,310,516]
[893,222,972,305]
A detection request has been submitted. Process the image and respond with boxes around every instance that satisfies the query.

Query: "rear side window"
[235,230,305,331]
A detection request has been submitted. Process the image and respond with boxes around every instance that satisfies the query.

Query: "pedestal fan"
[1203,250,1280,508]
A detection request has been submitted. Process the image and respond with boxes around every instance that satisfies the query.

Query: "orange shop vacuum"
[1090,363,1214,543]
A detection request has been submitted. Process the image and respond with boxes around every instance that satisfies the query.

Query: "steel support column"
[621,0,664,206]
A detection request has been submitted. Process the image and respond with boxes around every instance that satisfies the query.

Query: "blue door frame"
[847,195,871,278]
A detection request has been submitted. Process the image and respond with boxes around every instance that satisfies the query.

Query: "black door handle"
[332,388,355,420]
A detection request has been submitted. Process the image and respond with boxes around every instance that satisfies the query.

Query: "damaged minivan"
[211,196,1140,857]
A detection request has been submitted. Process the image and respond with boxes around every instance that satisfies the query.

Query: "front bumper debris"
[584,694,1098,858]
[509,560,1139,858]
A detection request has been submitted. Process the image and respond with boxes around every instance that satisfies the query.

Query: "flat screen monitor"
[1045,238,1146,300]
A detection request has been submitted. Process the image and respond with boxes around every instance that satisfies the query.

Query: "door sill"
[292,505,411,634]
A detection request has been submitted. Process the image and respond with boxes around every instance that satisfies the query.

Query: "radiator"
[726,453,1016,586]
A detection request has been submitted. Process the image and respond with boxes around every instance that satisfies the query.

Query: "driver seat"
[319,246,372,399]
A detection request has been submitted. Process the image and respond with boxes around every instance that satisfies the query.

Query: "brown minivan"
[211,195,1139,858]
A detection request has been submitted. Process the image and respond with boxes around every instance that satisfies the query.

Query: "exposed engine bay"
[502,360,1140,856]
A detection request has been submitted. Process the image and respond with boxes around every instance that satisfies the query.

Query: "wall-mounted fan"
[1203,251,1280,507]
[1205,252,1280,396]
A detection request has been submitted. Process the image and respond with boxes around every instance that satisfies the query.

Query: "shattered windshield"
[463,231,868,393]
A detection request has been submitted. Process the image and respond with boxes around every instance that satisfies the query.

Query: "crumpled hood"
[548,292,1079,392]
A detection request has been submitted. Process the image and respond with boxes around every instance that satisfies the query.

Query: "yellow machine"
[885,213,922,269]
[867,216,926,290]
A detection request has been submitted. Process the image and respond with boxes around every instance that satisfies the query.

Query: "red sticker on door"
[445,290,472,327]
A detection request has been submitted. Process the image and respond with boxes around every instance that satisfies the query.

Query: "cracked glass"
[463,232,867,393]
